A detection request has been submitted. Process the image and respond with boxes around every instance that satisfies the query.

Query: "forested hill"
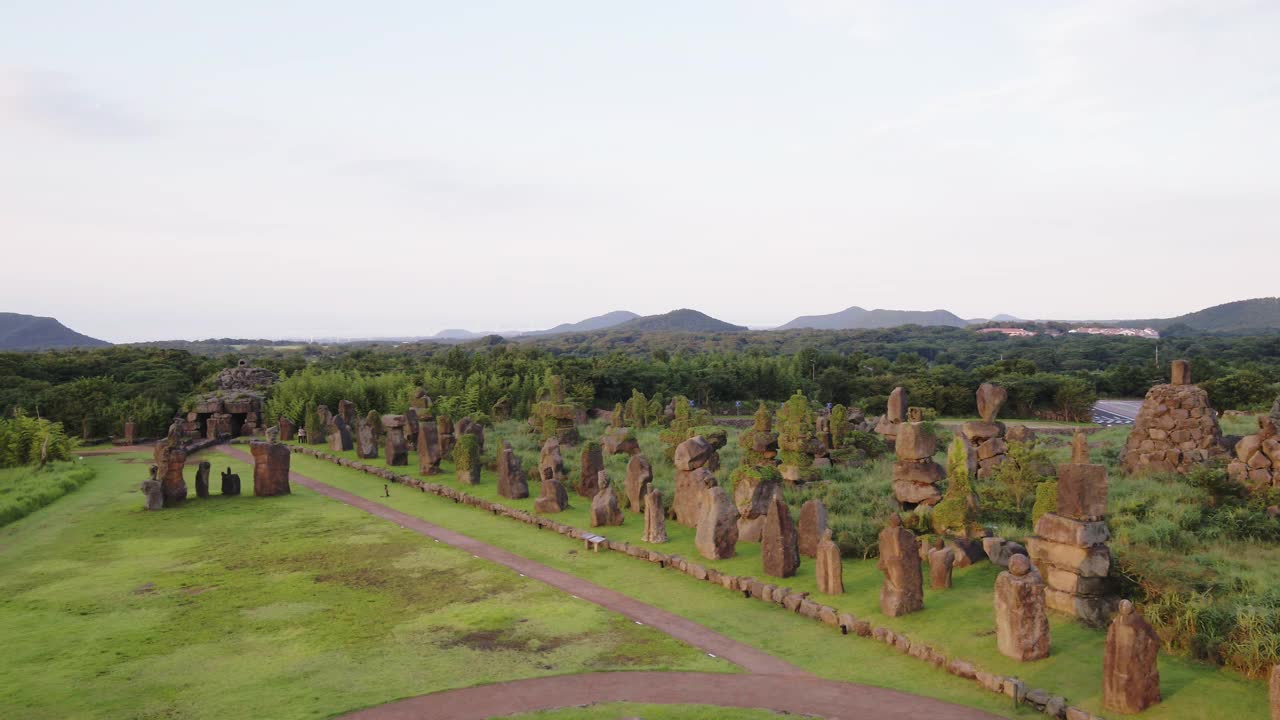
[0,313,109,351]
[778,306,969,330]
[1119,298,1280,333]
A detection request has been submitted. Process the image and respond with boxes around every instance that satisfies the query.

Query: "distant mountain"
[432,328,486,340]
[614,309,747,333]
[0,313,110,351]
[527,310,640,336]
[778,306,969,331]
[1118,298,1280,333]
[991,314,1024,322]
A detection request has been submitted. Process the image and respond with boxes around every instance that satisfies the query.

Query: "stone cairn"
[530,375,579,445]
[797,498,828,558]
[453,433,481,485]
[382,415,409,466]
[994,554,1050,662]
[496,441,529,499]
[220,467,241,496]
[195,461,211,499]
[578,441,605,498]
[815,528,843,594]
[761,493,799,578]
[673,435,719,527]
[873,386,909,443]
[1027,437,1115,627]
[1122,359,1224,474]
[892,420,943,509]
[695,485,739,561]
[962,383,1010,479]
[534,467,569,514]
[1104,600,1161,714]
[418,417,442,474]
[589,472,624,527]
[624,454,653,513]
[877,514,923,617]
[738,402,779,467]
[141,465,163,511]
[732,465,781,542]
[928,537,954,590]
[642,487,667,543]
[359,411,380,460]
[1229,415,1280,489]
[250,439,291,496]
[776,392,820,484]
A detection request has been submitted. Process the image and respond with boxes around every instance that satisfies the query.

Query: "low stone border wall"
[285,443,1105,720]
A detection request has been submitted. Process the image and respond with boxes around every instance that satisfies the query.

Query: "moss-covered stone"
[1031,480,1058,526]
[932,436,979,537]
[453,433,481,484]
[776,391,818,482]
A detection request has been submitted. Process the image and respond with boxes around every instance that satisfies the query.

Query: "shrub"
[1031,480,1057,525]
[0,415,75,468]
[932,436,979,536]
[0,462,95,526]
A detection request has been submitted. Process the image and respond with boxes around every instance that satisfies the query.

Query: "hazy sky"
[2,1,1277,342]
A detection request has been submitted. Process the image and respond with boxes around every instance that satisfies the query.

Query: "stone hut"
[184,360,278,440]
[1122,360,1224,474]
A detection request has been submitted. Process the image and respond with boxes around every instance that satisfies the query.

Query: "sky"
[1,0,1277,342]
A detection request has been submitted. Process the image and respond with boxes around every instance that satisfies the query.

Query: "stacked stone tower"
[1122,360,1223,475]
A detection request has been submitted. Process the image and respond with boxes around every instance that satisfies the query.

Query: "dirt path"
[213,446,1001,720]
[338,671,1001,720]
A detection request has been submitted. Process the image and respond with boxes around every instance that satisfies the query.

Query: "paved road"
[1092,399,1143,426]
[213,445,1001,720]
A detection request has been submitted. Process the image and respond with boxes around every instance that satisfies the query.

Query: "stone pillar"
[761,493,798,577]
[454,433,481,485]
[733,466,779,542]
[674,436,717,527]
[694,485,738,561]
[624,454,653,512]
[357,420,379,460]
[1027,462,1115,626]
[578,441,605,498]
[497,442,529,499]
[994,554,1050,661]
[539,438,565,482]
[417,421,440,472]
[250,440,291,496]
[1170,359,1191,386]
[328,416,353,452]
[123,421,136,445]
[928,538,954,590]
[277,416,296,442]
[642,487,667,543]
[153,444,188,505]
[382,415,408,466]
[195,461,211,499]
[892,422,943,508]
[1103,600,1160,714]
[798,498,828,558]
[815,528,843,594]
[877,514,923,617]
[1071,430,1090,464]
[589,473,623,527]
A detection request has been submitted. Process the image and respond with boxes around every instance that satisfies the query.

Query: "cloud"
[0,67,153,139]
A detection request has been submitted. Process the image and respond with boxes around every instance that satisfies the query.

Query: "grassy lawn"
[0,451,729,720]
[507,704,791,719]
[288,437,1271,720]
[0,460,95,526]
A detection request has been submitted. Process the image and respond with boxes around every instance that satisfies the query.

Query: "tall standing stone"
[732,466,779,542]
[674,435,718,527]
[694,486,738,560]
[590,473,624,527]
[642,487,667,543]
[624,454,653,512]
[195,461,211,499]
[815,528,843,594]
[454,433,481,485]
[437,415,455,460]
[892,421,943,508]
[760,494,799,578]
[337,399,357,428]
[497,441,529,499]
[877,514,923,617]
[250,440,291,496]
[578,441,605,498]
[328,415,353,452]
[357,420,379,460]
[994,554,1050,661]
[1071,431,1091,464]
[976,382,1009,423]
[1104,600,1161,714]
[1170,359,1191,386]
[928,538,954,590]
[123,420,136,445]
[405,407,420,448]
[418,421,441,474]
[539,438,566,481]
[153,444,188,506]
[798,498,828,558]
[383,415,408,466]
[277,416,296,442]
[534,467,569,513]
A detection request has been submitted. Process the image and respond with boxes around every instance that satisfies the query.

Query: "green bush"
[932,436,978,536]
[1031,480,1057,526]
[0,415,75,468]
